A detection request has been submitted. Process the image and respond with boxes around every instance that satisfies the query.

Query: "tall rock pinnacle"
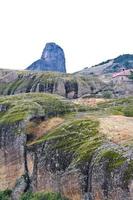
[26,43,66,73]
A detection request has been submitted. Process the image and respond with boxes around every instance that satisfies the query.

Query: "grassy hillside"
[0,93,74,125]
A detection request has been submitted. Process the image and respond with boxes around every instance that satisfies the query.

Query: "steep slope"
[0,69,106,99]
[0,93,74,199]
[0,94,133,199]
[78,54,133,75]
[76,54,133,98]
[26,43,66,73]
[1,67,133,98]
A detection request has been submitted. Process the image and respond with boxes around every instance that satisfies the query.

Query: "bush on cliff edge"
[20,191,68,200]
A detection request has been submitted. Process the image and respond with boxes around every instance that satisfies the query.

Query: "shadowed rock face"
[26,43,66,73]
[0,94,133,199]
[1,123,133,200]
[0,123,26,191]
[0,70,106,99]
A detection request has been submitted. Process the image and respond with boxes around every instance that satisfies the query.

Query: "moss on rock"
[0,93,74,125]
[101,150,126,172]
[123,160,133,188]
[41,119,103,164]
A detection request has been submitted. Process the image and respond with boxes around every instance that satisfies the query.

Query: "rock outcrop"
[1,120,133,200]
[76,54,133,98]
[1,68,133,98]
[1,54,133,99]
[0,70,106,99]
[0,94,133,199]
[26,43,66,73]
[78,54,133,76]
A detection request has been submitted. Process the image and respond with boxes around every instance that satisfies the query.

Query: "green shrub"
[111,106,124,115]
[102,91,112,99]
[129,72,133,80]
[20,192,68,200]
[123,106,133,117]
[111,105,133,117]
[123,160,133,188]
[0,189,12,200]
[101,150,126,172]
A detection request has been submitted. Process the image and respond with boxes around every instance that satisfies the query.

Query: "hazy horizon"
[0,0,133,73]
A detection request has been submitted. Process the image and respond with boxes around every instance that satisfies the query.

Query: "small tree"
[129,71,133,80]
[102,91,112,99]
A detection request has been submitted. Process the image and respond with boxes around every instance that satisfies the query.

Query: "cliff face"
[25,142,133,200]
[1,67,133,99]
[0,93,74,199]
[0,94,133,200]
[26,43,66,73]
[0,70,106,99]
[0,123,26,190]
[1,121,133,200]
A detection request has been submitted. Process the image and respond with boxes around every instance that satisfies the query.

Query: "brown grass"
[99,115,133,144]
[73,98,108,107]
[26,117,64,143]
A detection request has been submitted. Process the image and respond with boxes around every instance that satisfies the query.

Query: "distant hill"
[0,54,133,99]
[26,43,66,73]
[78,54,133,75]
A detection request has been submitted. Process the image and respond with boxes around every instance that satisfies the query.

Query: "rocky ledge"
[0,94,133,199]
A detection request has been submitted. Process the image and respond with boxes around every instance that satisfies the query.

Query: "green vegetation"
[96,97,133,117]
[0,190,68,200]
[100,150,126,172]
[122,106,133,117]
[20,192,68,200]
[42,119,103,164]
[0,189,12,200]
[123,160,133,188]
[111,105,133,117]
[0,93,74,125]
[129,71,133,80]
[102,91,112,99]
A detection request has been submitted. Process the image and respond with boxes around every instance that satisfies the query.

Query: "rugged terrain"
[0,67,133,99]
[0,54,133,199]
[78,54,133,75]
[0,92,133,199]
[0,69,106,98]
[1,54,133,99]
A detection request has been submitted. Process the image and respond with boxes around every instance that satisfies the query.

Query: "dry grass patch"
[99,115,133,144]
[27,117,64,143]
[73,98,108,107]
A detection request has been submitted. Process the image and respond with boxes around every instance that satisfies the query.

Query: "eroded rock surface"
[0,121,133,200]
[0,94,133,200]
[26,43,66,73]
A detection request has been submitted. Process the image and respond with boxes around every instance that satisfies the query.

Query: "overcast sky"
[0,0,133,73]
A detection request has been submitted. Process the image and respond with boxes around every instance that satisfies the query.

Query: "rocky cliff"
[1,67,133,99]
[0,93,133,199]
[76,54,133,98]
[26,43,66,73]
[0,69,107,99]
[1,53,133,199]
